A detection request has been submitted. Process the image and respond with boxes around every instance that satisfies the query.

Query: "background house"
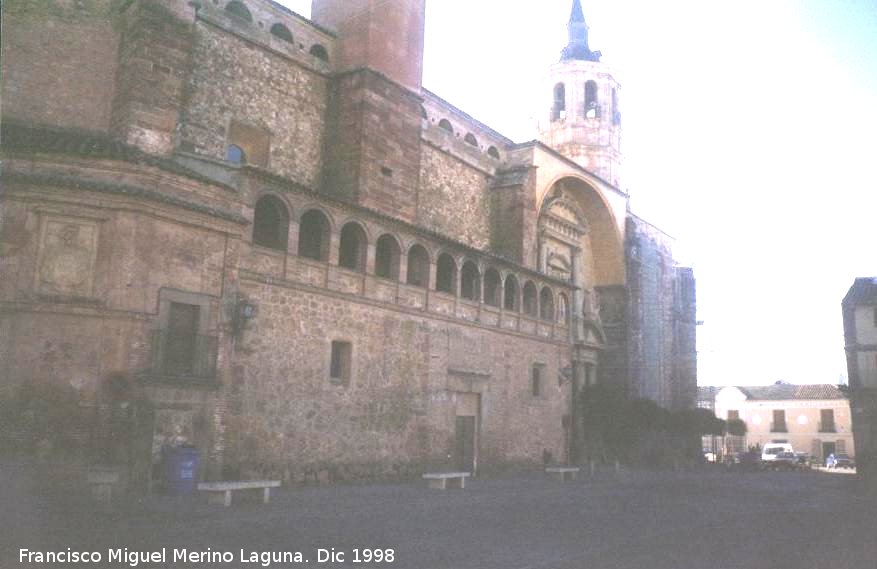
[705,383,853,462]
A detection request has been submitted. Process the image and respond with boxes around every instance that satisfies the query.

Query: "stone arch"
[557,292,570,325]
[338,221,368,272]
[585,80,599,117]
[539,286,555,321]
[435,252,457,295]
[375,233,402,281]
[225,1,252,22]
[487,146,500,160]
[270,23,294,43]
[406,243,430,287]
[464,133,478,147]
[460,259,481,301]
[298,208,332,261]
[552,82,566,121]
[252,194,290,251]
[310,44,329,62]
[538,175,625,287]
[503,274,520,311]
[522,281,538,317]
[483,268,502,307]
[438,119,453,134]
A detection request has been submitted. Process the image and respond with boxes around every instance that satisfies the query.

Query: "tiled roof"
[842,277,877,306]
[697,386,720,403]
[737,384,847,401]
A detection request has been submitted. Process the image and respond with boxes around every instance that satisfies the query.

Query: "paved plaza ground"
[3,463,876,569]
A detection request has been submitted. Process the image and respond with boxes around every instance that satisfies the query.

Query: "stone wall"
[111,1,194,155]
[1,0,120,131]
[179,19,328,188]
[228,278,569,481]
[321,69,424,223]
[625,216,696,410]
[418,145,492,250]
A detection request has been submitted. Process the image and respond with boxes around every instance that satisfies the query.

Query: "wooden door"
[455,416,476,473]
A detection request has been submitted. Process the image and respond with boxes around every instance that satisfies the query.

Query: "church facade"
[0,0,696,484]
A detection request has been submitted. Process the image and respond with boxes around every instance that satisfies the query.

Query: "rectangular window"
[772,409,787,432]
[531,364,544,397]
[165,302,200,375]
[820,409,836,432]
[330,341,352,384]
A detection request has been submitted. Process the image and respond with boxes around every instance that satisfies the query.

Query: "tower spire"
[561,0,601,62]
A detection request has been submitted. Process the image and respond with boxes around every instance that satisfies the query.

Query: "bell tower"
[539,0,623,187]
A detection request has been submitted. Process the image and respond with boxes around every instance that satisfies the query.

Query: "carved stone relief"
[36,216,99,297]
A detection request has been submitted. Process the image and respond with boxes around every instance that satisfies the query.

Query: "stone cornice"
[4,171,248,225]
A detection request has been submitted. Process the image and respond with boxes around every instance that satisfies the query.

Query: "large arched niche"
[537,175,624,288]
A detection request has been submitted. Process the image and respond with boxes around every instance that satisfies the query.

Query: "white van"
[761,443,794,462]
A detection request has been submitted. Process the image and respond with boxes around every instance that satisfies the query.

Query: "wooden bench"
[197,480,281,506]
[422,472,470,489]
[545,466,580,482]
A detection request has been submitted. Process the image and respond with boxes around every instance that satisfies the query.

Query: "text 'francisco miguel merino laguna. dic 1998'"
[19,548,397,566]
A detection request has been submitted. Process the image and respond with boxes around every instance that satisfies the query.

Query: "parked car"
[761,443,794,464]
[766,451,800,471]
[833,454,855,469]
[726,450,761,471]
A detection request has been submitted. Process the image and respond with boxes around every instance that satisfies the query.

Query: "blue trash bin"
[163,445,200,495]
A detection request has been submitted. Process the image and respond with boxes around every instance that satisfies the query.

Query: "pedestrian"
[826,453,836,469]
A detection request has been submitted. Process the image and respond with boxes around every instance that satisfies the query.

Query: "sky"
[278,0,877,387]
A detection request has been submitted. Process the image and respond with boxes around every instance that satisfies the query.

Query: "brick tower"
[539,0,623,188]
[312,0,426,223]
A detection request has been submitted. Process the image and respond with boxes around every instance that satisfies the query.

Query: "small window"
[226,144,246,165]
[464,133,478,147]
[165,302,200,376]
[330,341,352,384]
[438,119,453,133]
[225,1,252,22]
[487,146,500,160]
[772,409,787,432]
[227,120,270,167]
[310,44,329,62]
[820,409,836,433]
[270,23,294,43]
[531,364,545,397]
